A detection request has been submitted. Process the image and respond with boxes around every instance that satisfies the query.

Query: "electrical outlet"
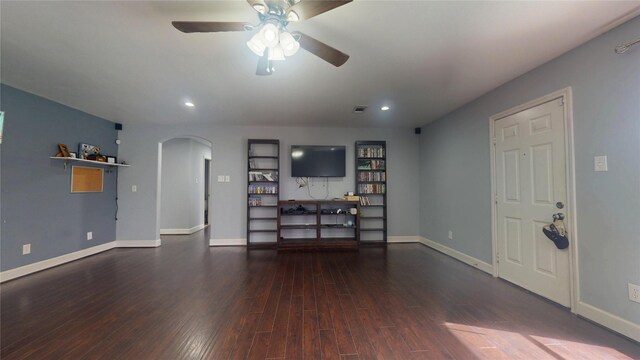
[225,175,230,182]
[87,231,93,240]
[448,230,453,240]
[217,175,224,182]
[629,283,640,303]
[132,185,137,192]
[22,244,31,255]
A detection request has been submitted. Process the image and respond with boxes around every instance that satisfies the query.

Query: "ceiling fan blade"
[256,53,272,76]
[172,21,250,33]
[285,0,352,21]
[293,31,349,67]
[246,0,269,14]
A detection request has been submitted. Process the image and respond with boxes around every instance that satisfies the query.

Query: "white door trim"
[489,87,579,313]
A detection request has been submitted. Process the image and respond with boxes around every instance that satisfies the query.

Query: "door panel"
[505,217,523,265]
[495,98,570,307]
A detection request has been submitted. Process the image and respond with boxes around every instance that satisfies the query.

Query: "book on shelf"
[248,196,262,207]
[249,171,278,182]
[357,159,385,170]
[358,183,386,194]
[357,171,386,182]
[357,146,385,158]
[248,184,278,194]
[359,196,371,206]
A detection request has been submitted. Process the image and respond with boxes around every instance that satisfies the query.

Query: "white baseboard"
[0,241,117,283]
[209,238,246,246]
[387,236,421,243]
[115,239,161,248]
[160,224,204,235]
[418,236,494,274]
[576,301,640,342]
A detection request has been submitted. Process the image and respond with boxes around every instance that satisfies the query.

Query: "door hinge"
[495,194,498,204]
[492,137,497,145]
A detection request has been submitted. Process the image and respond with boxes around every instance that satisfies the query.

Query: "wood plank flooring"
[2,230,639,359]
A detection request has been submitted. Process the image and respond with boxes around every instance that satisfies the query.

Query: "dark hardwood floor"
[2,229,639,359]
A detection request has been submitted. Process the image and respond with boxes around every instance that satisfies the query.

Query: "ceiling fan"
[172,0,352,75]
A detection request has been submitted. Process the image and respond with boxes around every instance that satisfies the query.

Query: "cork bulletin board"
[71,166,103,193]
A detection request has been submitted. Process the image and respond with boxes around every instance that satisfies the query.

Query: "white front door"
[494,98,571,306]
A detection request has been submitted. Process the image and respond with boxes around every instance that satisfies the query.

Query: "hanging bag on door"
[543,213,569,250]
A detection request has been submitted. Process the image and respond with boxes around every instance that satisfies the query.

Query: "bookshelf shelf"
[247,139,280,248]
[355,141,387,244]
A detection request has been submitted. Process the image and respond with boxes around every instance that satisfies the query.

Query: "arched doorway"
[157,136,212,242]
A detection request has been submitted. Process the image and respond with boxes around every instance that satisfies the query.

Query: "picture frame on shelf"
[79,143,98,159]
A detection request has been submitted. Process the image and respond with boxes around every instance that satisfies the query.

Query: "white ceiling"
[1,1,639,128]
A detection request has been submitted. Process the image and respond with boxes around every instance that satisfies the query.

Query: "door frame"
[489,87,579,312]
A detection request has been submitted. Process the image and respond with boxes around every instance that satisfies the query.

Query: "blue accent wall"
[0,84,117,271]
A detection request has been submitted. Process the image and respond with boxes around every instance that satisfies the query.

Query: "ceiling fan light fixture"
[246,33,266,56]
[252,3,267,15]
[287,11,300,22]
[268,45,286,61]
[260,23,279,48]
[279,31,300,56]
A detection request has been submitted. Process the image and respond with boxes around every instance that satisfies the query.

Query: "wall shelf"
[50,156,130,170]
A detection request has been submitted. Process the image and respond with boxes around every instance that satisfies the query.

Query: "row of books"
[248,184,278,194]
[357,171,385,182]
[359,196,372,206]
[248,171,277,181]
[248,196,263,207]
[358,184,386,194]
[357,159,385,170]
[357,147,385,158]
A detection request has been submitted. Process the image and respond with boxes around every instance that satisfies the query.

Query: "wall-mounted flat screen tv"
[291,145,346,177]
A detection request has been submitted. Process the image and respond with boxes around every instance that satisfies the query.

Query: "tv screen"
[291,145,346,177]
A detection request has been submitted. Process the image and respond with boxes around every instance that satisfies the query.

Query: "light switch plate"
[22,244,31,255]
[217,175,224,182]
[594,156,608,172]
[225,175,230,182]
[132,185,137,192]
[87,232,93,240]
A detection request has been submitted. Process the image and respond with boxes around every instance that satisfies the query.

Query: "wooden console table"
[277,200,360,250]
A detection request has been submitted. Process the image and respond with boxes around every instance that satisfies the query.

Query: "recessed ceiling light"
[184,101,195,107]
[381,106,390,111]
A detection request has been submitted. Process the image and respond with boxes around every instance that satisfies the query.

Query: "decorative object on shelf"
[106,156,116,164]
[70,152,77,158]
[79,143,98,160]
[57,143,71,157]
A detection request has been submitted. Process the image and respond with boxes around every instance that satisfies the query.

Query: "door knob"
[556,202,564,209]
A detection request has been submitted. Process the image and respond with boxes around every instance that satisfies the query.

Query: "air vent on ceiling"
[353,105,367,114]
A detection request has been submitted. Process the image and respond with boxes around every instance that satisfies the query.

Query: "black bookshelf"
[355,141,387,244]
[247,139,280,248]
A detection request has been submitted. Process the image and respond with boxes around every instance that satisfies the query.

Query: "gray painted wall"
[160,138,211,231]
[419,17,639,323]
[116,126,420,242]
[0,84,117,271]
